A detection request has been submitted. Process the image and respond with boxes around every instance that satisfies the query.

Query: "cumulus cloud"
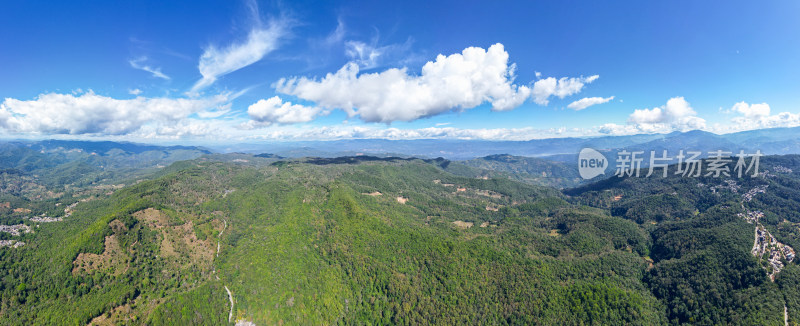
[743,112,800,128]
[596,98,800,136]
[247,96,322,126]
[595,97,707,136]
[191,19,289,93]
[128,88,143,95]
[719,101,800,132]
[138,120,220,139]
[277,43,571,123]
[129,57,170,80]
[626,97,706,132]
[531,75,599,105]
[567,96,614,110]
[0,91,229,135]
[731,101,770,119]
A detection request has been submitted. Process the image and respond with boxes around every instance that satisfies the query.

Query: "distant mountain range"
[5,126,797,163]
[0,139,211,191]
[1,126,795,190]
[209,126,800,160]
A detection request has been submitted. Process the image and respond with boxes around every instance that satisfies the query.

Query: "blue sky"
[1,0,799,143]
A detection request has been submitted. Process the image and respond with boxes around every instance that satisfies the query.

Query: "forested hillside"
[2,150,800,325]
[0,155,663,325]
[0,140,210,226]
[459,154,582,188]
[567,155,800,325]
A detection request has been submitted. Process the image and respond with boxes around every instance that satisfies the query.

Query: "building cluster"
[737,210,764,224]
[27,216,63,223]
[0,201,76,250]
[710,179,741,194]
[0,224,31,236]
[752,223,796,281]
[773,166,794,173]
[0,240,25,248]
[761,166,793,178]
[742,185,769,202]
[784,244,796,262]
[62,201,80,218]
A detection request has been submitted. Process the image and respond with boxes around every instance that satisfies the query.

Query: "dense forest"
[1,142,800,325]
[459,154,582,188]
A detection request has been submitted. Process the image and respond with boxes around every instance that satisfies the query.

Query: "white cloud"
[247,96,322,126]
[345,41,384,69]
[128,88,142,95]
[325,19,346,45]
[129,57,170,80]
[531,75,599,105]
[750,112,800,128]
[131,104,800,141]
[596,99,800,136]
[626,97,706,132]
[731,101,770,119]
[138,119,220,139]
[567,96,614,110]
[716,101,800,133]
[344,38,413,70]
[238,125,585,141]
[191,19,289,93]
[596,123,639,135]
[0,91,229,135]
[276,43,562,123]
[196,103,232,119]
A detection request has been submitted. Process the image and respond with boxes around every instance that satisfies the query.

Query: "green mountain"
[567,155,800,324]
[0,140,211,227]
[1,155,665,325]
[2,147,800,325]
[459,154,582,188]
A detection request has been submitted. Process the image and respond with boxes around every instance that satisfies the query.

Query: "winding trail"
[217,219,235,323]
[225,285,234,323]
[785,304,789,326]
[217,220,227,257]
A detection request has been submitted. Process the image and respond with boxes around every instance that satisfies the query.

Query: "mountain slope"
[4,152,800,324]
[458,154,582,188]
[567,155,800,324]
[0,156,666,325]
